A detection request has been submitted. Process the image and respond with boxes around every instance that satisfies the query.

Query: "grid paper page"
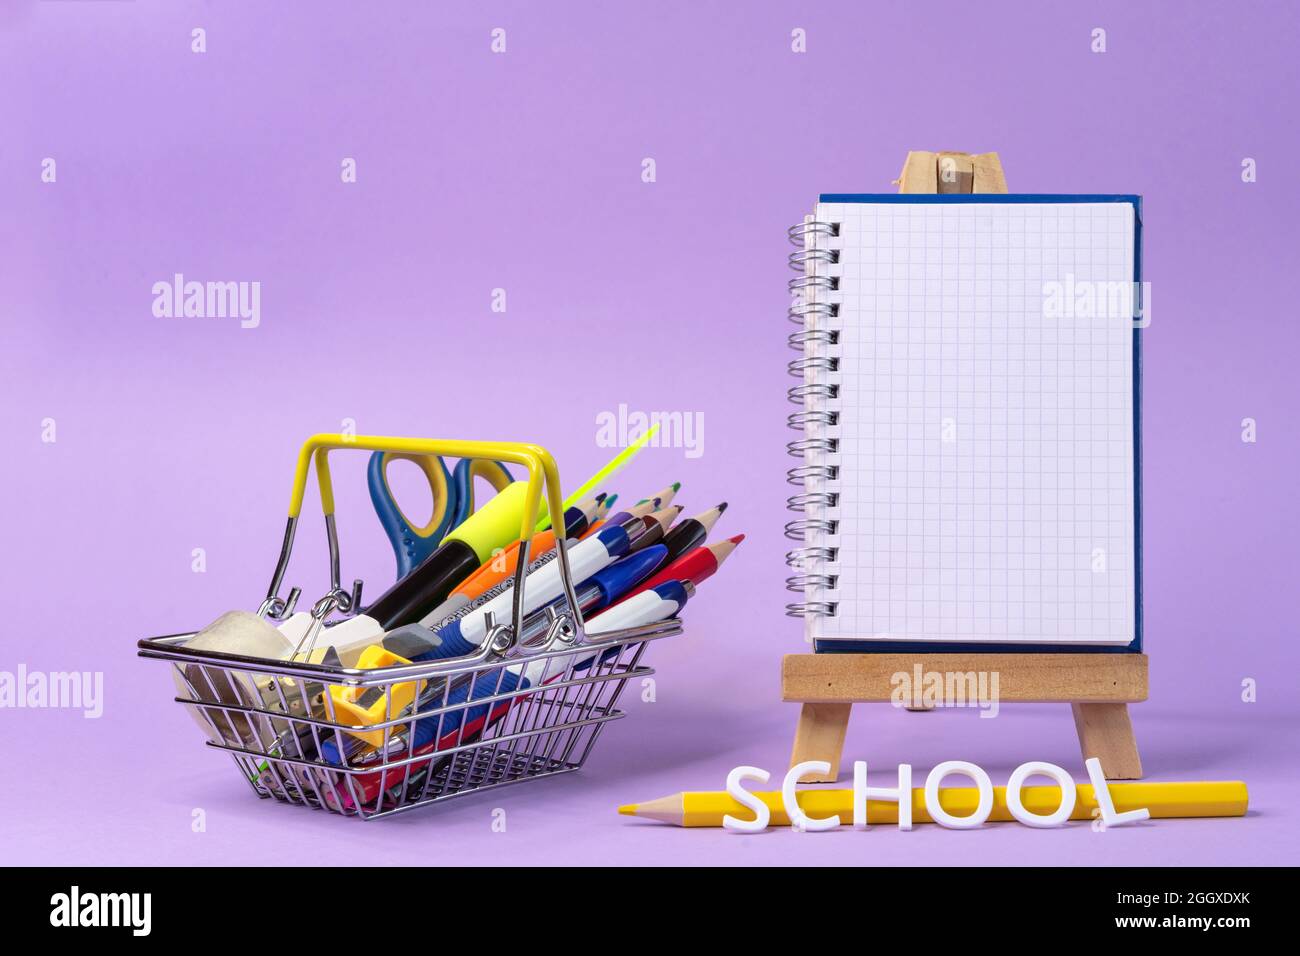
[811,200,1137,645]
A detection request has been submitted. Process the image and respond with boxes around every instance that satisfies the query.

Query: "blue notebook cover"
[808,194,1143,655]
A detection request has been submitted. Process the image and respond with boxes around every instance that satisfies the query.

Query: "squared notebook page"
[811,199,1138,645]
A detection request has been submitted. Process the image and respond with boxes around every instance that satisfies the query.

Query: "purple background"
[3,1,1297,865]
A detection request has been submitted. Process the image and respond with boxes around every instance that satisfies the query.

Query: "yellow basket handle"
[262,434,565,626]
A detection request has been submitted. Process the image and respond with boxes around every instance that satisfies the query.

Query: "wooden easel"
[784,151,1148,783]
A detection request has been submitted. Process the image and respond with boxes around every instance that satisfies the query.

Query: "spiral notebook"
[786,195,1143,651]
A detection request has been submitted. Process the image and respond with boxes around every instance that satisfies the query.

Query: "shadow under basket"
[138,619,680,820]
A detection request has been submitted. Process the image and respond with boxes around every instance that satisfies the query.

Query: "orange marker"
[444,497,603,604]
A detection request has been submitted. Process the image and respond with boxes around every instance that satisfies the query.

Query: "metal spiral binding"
[787,410,837,429]
[784,213,842,621]
[787,382,837,404]
[784,518,836,541]
[786,464,838,484]
[787,437,837,457]
[788,328,838,350]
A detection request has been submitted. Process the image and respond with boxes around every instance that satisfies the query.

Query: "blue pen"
[323,545,668,766]
[382,550,676,757]
[413,523,633,661]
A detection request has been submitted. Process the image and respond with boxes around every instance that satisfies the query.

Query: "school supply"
[367,453,513,579]
[422,515,635,629]
[635,482,680,509]
[323,547,674,767]
[341,578,695,808]
[614,535,743,606]
[589,493,616,523]
[363,480,536,632]
[325,646,424,747]
[139,434,690,819]
[626,505,681,553]
[421,498,601,623]
[658,502,727,566]
[577,495,616,539]
[786,192,1142,649]
[366,427,660,632]
[415,522,635,658]
[618,780,1249,827]
[533,422,660,532]
[387,545,668,663]
[605,495,662,530]
[179,611,295,745]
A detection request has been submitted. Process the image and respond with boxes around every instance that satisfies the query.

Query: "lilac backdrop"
[2,1,1297,865]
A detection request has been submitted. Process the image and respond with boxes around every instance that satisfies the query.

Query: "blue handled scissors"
[367,452,513,580]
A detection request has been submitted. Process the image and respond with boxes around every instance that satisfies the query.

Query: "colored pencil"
[613,534,742,606]
[658,502,727,566]
[635,482,681,510]
[627,505,681,553]
[619,781,1251,827]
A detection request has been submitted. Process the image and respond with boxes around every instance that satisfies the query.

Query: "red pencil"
[611,534,743,606]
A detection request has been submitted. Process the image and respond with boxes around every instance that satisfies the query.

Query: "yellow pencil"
[619,781,1249,827]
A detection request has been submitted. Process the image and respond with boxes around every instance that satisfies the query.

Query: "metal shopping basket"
[138,435,682,819]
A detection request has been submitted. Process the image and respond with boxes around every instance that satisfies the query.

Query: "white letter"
[1006,761,1076,828]
[152,280,172,318]
[723,765,770,833]
[82,672,103,719]
[50,892,70,927]
[134,894,152,937]
[783,760,839,831]
[853,760,913,830]
[924,760,994,829]
[241,281,260,329]
[1085,757,1149,826]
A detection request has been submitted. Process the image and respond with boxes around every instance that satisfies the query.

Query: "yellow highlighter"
[363,481,538,628]
[534,423,661,532]
[326,646,424,747]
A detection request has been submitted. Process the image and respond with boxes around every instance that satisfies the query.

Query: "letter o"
[1006,761,1077,828]
[924,760,994,829]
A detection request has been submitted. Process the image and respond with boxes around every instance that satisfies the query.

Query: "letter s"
[723,766,771,833]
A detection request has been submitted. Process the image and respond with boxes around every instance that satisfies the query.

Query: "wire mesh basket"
[138,434,683,819]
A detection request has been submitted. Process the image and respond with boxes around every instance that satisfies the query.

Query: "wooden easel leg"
[790,702,852,782]
[1071,702,1143,780]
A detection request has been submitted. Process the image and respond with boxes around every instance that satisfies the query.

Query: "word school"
[725,757,1149,832]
